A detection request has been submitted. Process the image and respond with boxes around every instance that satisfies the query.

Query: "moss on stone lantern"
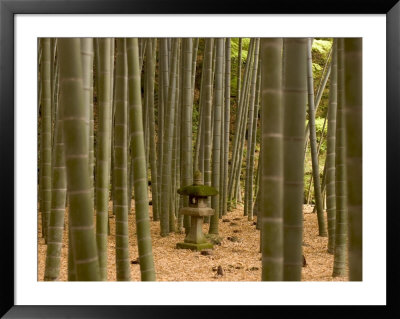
[176,171,218,251]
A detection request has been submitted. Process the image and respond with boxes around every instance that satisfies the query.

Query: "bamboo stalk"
[282,38,308,281]
[344,38,362,281]
[332,38,348,277]
[260,38,283,281]
[127,38,156,280]
[58,38,100,281]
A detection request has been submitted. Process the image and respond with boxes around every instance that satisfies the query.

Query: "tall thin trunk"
[245,38,260,220]
[209,38,224,235]
[251,60,261,214]
[332,38,348,278]
[193,85,203,175]
[181,38,194,216]
[58,38,100,281]
[304,55,332,152]
[219,42,226,218]
[326,39,338,254]
[191,38,199,103]
[44,86,66,281]
[176,45,184,231]
[95,38,112,281]
[306,114,327,204]
[80,39,94,205]
[344,38,362,281]
[127,38,156,281]
[170,41,180,233]
[229,39,255,204]
[306,38,327,237]
[160,39,179,236]
[157,39,170,222]
[146,39,159,222]
[40,38,52,242]
[202,38,215,205]
[113,38,130,281]
[237,38,242,107]
[282,38,308,281]
[223,38,231,216]
[260,38,283,281]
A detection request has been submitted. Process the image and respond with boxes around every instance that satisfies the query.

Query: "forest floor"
[38,202,348,281]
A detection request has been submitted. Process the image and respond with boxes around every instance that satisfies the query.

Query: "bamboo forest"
[37,37,362,282]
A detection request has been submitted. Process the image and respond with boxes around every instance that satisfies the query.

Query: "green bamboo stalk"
[127,38,156,281]
[44,83,66,281]
[176,42,184,231]
[198,39,213,224]
[191,38,199,102]
[50,38,57,148]
[193,39,205,175]
[160,38,179,236]
[229,39,255,204]
[313,158,328,214]
[245,38,260,220]
[248,59,261,218]
[255,139,263,231]
[234,56,253,207]
[175,46,182,225]
[155,40,163,221]
[146,39,160,222]
[94,38,112,281]
[253,147,260,213]
[181,38,194,217]
[193,85,203,174]
[304,62,331,154]
[232,42,254,206]
[219,42,226,218]
[315,45,332,99]
[209,38,224,235]
[228,39,248,202]
[112,38,131,281]
[306,113,327,204]
[306,38,327,237]
[40,38,52,242]
[142,41,149,167]
[80,39,95,205]
[58,38,100,281]
[109,41,116,218]
[157,39,170,226]
[222,38,231,216]
[212,41,217,90]
[110,39,115,214]
[170,40,180,232]
[344,38,362,281]
[237,38,242,108]
[201,38,215,205]
[252,59,261,213]
[260,38,283,281]
[332,38,348,278]
[282,38,308,281]
[168,38,172,70]
[139,38,147,72]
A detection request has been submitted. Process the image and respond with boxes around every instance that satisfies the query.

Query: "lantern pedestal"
[176,241,213,251]
[176,207,214,251]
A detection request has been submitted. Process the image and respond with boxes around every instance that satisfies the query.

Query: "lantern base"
[176,242,213,251]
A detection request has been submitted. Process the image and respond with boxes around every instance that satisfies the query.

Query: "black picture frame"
[1,0,398,317]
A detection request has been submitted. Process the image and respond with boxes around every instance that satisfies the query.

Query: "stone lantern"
[176,171,218,251]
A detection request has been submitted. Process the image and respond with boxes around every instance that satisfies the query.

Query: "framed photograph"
[1,0,397,317]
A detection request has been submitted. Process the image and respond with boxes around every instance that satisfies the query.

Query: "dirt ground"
[38,202,348,281]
